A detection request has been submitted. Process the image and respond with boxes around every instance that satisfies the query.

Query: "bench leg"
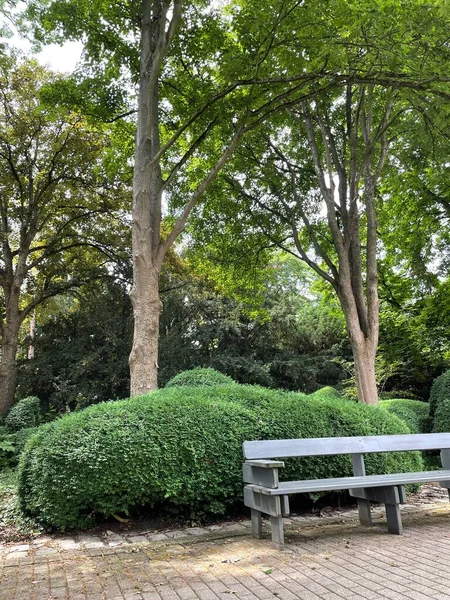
[251,508,263,539]
[385,503,403,535]
[270,515,285,550]
[356,498,373,526]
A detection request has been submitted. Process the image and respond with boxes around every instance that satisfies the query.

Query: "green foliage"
[17,278,132,413]
[430,370,450,433]
[19,384,421,530]
[0,468,42,540]
[165,368,236,388]
[158,257,348,392]
[0,434,15,470]
[309,387,344,401]
[5,397,41,433]
[0,427,39,470]
[380,400,430,434]
[429,370,450,421]
[379,390,421,401]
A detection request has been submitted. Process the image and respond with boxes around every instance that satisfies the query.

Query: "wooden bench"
[243,433,450,550]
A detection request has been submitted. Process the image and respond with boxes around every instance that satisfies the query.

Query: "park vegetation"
[0,0,450,532]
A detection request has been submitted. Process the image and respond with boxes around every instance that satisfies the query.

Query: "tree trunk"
[0,322,20,417]
[338,273,379,405]
[129,266,161,397]
[351,336,378,405]
[28,311,36,360]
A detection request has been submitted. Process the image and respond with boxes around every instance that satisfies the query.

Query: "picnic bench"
[243,433,450,550]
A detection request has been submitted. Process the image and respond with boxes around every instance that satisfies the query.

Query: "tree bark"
[0,319,20,417]
[280,89,390,403]
[129,266,161,396]
[128,0,166,396]
[336,255,379,405]
[128,0,245,396]
[351,336,378,405]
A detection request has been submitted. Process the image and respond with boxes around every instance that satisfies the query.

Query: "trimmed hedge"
[430,371,450,433]
[380,399,429,434]
[5,396,41,432]
[18,385,421,530]
[309,386,344,401]
[165,367,236,388]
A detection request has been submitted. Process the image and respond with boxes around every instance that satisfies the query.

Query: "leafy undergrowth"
[0,468,42,543]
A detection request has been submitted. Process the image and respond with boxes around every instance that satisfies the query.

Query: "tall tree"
[25,0,343,395]
[186,0,450,404]
[25,0,450,399]
[0,57,127,416]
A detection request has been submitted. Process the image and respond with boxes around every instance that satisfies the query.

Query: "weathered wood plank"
[351,453,372,526]
[243,433,450,459]
[247,470,450,495]
[386,503,403,535]
[350,486,401,504]
[251,508,263,539]
[243,486,282,516]
[243,463,279,488]
[281,495,290,517]
[244,459,285,468]
[270,515,285,550]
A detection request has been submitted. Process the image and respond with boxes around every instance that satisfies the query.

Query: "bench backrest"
[243,433,450,460]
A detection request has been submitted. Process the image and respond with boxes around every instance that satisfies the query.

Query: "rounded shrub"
[309,386,344,401]
[18,385,421,530]
[5,396,41,432]
[165,367,236,388]
[429,370,450,432]
[380,399,429,434]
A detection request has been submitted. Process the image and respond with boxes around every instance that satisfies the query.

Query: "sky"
[3,35,83,73]
[0,2,83,74]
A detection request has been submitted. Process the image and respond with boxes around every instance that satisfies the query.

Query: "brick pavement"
[1,497,450,600]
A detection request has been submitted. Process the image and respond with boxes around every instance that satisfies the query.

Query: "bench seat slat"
[243,433,450,459]
[247,470,450,495]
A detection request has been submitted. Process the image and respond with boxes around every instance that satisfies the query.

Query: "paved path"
[1,497,450,600]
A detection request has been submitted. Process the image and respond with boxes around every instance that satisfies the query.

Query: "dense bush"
[309,386,344,401]
[0,427,39,470]
[18,385,421,530]
[5,397,41,433]
[379,390,420,401]
[431,371,450,433]
[429,371,450,432]
[380,399,429,434]
[165,367,236,388]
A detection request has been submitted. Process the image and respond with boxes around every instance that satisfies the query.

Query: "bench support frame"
[351,453,372,527]
[243,435,450,550]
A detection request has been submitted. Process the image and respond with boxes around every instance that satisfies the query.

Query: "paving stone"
[2,486,450,600]
[9,544,30,553]
[165,530,187,539]
[5,551,28,560]
[35,547,59,558]
[84,541,105,549]
[108,540,127,547]
[57,539,81,550]
[147,533,169,541]
[77,535,103,544]
[186,527,210,536]
[127,535,149,543]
